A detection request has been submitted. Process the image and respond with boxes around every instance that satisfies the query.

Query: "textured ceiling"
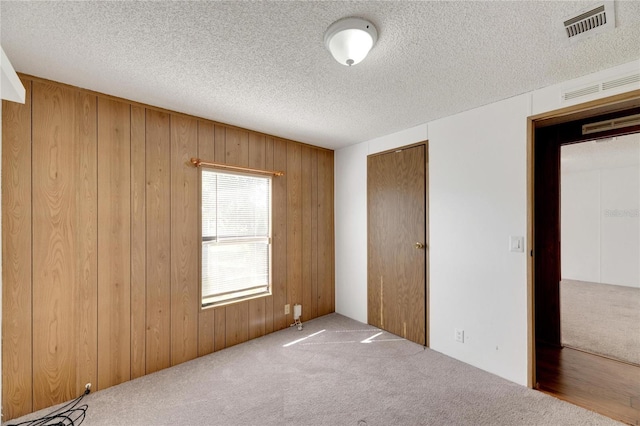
[1,1,640,150]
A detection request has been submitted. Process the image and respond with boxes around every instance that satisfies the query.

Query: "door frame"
[367,140,430,347]
[526,89,640,387]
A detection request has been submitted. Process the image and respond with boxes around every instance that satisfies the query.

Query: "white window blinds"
[201,169,272,306]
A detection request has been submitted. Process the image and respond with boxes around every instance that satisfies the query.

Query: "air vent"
[563,2,615,42]
[563,84,600,101]
[561,71,640,102]
[602,73,640,91]
[582,113,640,135]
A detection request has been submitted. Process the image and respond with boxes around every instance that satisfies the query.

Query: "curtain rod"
[190,158,285,177]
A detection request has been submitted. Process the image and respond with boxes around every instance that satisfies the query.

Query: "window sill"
[200,290,272,311]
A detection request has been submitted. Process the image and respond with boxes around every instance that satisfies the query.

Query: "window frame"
[199,166,273,309]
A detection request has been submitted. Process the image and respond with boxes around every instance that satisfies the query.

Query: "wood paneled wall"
[1,76,335,420]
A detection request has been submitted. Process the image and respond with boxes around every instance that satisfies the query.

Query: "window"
[201,169,272,307]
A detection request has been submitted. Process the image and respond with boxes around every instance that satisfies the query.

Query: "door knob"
[414,242,425,249]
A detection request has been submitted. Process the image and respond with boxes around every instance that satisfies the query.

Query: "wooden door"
[367,144,427,345]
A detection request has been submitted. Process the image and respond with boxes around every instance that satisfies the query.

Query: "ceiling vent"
[563,2,615,42]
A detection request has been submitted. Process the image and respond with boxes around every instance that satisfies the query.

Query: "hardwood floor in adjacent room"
[536,345,640,425]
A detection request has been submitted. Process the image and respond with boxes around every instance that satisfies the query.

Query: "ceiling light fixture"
[324,17,377,67]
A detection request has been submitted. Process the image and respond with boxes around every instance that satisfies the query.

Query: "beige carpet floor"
[561,279,640,365]
[5,313,622,426]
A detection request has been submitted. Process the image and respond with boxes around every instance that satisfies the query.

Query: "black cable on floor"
[7,388,90,426]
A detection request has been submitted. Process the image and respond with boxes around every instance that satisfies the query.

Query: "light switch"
[509,236,524,253]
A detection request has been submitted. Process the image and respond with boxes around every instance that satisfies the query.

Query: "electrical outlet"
[455,328,464,343]
[284,304,290,315]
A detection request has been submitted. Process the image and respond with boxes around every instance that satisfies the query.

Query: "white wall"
[428,94,529,385]
[334,142,369,322]
[601,166,640,286]
[334,58,640,387]
[562,163,640,288]
[561,170,601,282]
[335,124,427,322]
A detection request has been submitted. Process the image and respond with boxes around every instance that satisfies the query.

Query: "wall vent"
[563,84,600,101]
[563,2,615,42]
[582,113,640,135]
[562,71,640,102]
[602,73,640,91]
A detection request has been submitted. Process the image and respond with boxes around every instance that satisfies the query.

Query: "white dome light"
[324,17,378,66]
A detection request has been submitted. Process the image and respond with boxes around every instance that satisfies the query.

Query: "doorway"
[532,99,640,424]
[367,143,428,346]
[560,135,640,366]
